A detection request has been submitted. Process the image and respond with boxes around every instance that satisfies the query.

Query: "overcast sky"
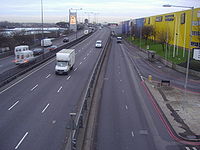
[0,0,199,23]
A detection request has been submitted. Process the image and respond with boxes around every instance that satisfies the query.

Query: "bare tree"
[157,29,172,51]
[142,25,154,45]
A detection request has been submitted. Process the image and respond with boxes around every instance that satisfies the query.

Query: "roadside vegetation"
[126,37,200,71]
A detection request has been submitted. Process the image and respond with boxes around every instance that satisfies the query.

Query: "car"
[63,37,69,42]
[47,45,58,51]
[95,40,102,48]
[117,37,122,43]
[32,48,44,56]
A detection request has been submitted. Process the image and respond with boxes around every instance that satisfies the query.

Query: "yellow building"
[144,8,200,50]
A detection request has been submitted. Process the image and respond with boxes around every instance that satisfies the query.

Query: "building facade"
[122,8,200,49]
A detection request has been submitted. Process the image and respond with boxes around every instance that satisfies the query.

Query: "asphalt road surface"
[0,29,84,74]
[0,27,110,150]
[95,37,199,150]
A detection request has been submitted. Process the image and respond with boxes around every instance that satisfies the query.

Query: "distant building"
[121,8,200,49]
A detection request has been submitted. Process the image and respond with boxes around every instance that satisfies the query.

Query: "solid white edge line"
[74,68,77,71]
[131,131,134,137]
[42,103,50,113]
[57,86,62,93]
[15,132,28,149]
[30,84,38,91]
[0,58,55,95]
[67,76,71,80]
[8,101,19,111]
[45,74,51,78]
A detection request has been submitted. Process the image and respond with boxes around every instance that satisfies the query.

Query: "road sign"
[193,48,200,60]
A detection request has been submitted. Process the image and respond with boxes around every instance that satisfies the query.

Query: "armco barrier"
[0,32,93,88]
[65,33,111,150]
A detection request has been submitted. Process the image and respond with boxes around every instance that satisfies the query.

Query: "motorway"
[0,29,84,74]
[95,37,200,150]
[0,27,109,150]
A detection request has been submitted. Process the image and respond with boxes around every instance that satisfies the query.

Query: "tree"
[142,25,154,45]
[157,29,172,51]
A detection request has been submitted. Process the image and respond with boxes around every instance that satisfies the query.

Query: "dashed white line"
[74,68,77,71]
[79,62,82,65]
[8,101,19,111]
[87,53,89,56]
[45,74,51,78]
[42,103,49,113]
[0,58,55,95]
[67,76,71,80]
[57,86,62,93]
[84,57,86,60]
[131,131,134,137]
[30,84,38,91]
[15,132,28,149]
[125,105,128,110]
[192,147,197,150]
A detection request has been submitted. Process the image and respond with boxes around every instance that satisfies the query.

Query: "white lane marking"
[79,62,82,65]
[8,101,19,111]
[45,74,51,78]
[74,68,77,71]
[125,105,128,110]
[30,84,38,91]
[131,131,134,137]
[87,53,89,56]
[0,58,55,95]
[84,57,86,60]
[57,86,62,93]
[42,103,49,113]
[120,80,122,82]
[15,132,28,149]
[185,147,190,150]
[192,147,197,150]
[67,76,71,80]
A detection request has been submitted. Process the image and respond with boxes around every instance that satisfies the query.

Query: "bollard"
[148,75,152,82]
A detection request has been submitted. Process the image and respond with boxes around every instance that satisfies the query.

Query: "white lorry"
[41,39,52,47]
[55,49,75,75]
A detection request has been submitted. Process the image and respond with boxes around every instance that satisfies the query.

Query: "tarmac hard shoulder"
[145,80,200,142]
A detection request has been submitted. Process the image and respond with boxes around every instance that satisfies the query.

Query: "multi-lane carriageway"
[0,27,200,150]
[0,28,110,150]
[0,30,84,74]
[95,37,200,150]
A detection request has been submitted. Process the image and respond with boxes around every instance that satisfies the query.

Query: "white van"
[15,50,35,65]
[41,39,52,47]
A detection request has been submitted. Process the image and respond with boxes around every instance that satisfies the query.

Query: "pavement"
[124,38,200,143]
[145,80,200,141]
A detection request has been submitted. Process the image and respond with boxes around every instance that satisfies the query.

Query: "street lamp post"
[163,4,194,90]
[41,0,44,58]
